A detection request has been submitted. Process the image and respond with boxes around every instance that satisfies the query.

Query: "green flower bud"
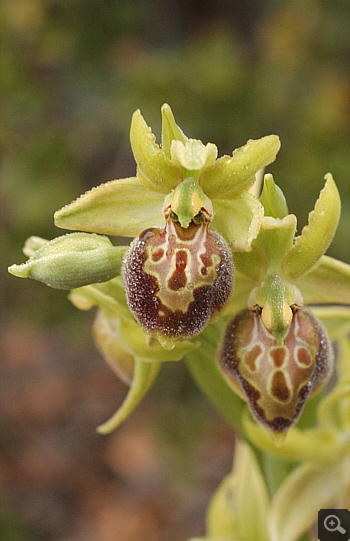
[8,233,128,290]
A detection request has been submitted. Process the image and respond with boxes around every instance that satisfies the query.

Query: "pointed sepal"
[200,135,281,199]
[130,109,182,194]
[97,358,161,434]
[283,174,341,282]
[54,177,165,237]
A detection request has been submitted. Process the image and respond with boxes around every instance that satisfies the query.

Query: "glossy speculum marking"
[122,208,233,346]
[218,308,333,432]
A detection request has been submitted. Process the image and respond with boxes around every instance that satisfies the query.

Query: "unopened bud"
[9,233,128,290]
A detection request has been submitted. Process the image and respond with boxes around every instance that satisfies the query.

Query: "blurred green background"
[1,1,349,540]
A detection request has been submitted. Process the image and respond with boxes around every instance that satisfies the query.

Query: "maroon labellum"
[122,214,233,347]
[218,308,333,432]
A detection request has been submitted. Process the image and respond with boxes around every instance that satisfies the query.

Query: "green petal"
[130,109,182,194]
[161,103,188,158]
[54,177,165,236]
[282,174,341,282]
[243,411,341,464]
[268,457,350,541]
[97,358,161,434]
[297,255,350,305]
[207,440,270,541]
[212,192,264,252]
[185,320,246,435]
[8,233,127,290]
[200,135,281,200]
[259,174,289,219]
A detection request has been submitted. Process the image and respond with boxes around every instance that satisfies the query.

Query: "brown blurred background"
[1,1,349,539]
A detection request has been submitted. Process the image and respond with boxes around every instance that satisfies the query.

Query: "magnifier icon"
[324,514,346,534]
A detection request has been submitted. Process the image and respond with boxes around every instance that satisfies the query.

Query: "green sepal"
[130,109,182,194]
[207,440,270,541]
[70,278,198,361]
[296,255,350,305]
[185,320,246,436]
[97,358,161,434]
[243,411,342,464]
[253,215,297,271]
[93,310,134,385]
[161,103,188,158]
[200,135,281,200]
[268,457,350,541]
[212,192,264,252]
[260,174,288,219]
[54,177,165,237]
[282,174,341,282]
[232,214,297,281]
[8,233,127,290]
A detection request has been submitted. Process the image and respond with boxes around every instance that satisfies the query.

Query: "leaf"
[97,358,161,434]
[212,192,264,252]
[268,457,350,541]
[130,110,182,193]
[282,174,341,281]
[207,440,270,541]
[54,177,165,237]
[200,135,281,199]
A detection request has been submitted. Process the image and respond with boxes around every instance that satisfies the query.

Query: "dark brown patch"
[168,251,187,291]
[151,248,164,262]
[297,347,312,366]
[271,370,290,402]
[270,347,286,367]
[244,345,262,371]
